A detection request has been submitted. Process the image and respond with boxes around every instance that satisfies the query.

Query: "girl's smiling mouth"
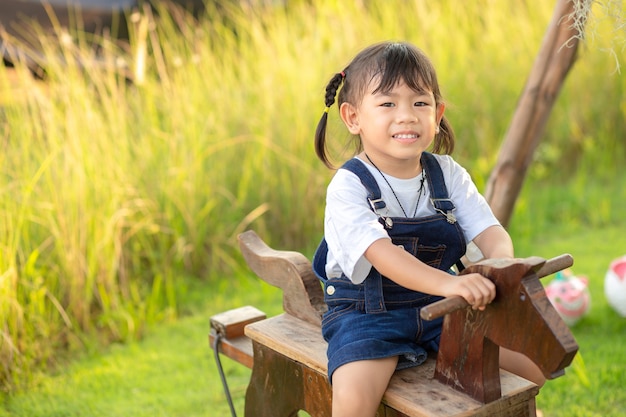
[392,133,419,143]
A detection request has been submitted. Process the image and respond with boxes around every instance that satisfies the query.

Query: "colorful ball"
[605,256,626,317]
[545,269,591,326]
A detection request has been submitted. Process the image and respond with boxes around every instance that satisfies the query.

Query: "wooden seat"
[244,313,540,417]
[210,230,578,417]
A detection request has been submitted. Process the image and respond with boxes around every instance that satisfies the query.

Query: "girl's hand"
[442,273,496,310]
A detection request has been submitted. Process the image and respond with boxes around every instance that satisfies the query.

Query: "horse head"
[433,257,579,403]
[475,257,579,379]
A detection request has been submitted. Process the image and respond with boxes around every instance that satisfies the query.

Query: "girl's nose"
[397,105,418,123]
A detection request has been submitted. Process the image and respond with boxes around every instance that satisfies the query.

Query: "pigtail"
[432,116,455,155]
[315,71,346,168]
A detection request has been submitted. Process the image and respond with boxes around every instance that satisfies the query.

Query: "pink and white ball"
[545,270,591,326]
[605,256,626,317]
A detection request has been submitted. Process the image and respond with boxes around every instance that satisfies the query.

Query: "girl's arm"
[472,225,514,259]
[364,239,496,309]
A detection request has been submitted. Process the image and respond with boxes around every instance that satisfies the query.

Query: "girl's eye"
[381,102,395,107]
[414,101,428,107]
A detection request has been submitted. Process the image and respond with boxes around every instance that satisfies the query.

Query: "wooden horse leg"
[245,341,332,417]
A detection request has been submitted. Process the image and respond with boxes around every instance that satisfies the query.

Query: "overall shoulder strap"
[421,152,457,224]
[422,152,465,271]
[340,158,387,213]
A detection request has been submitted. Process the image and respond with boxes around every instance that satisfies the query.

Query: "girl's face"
[340,78,445,178]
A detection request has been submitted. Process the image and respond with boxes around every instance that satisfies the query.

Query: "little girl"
[312,41,545,417]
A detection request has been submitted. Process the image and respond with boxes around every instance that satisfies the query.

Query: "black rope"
[212,332,238,417]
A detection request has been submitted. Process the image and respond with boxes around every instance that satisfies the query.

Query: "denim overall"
[313,152,467,381]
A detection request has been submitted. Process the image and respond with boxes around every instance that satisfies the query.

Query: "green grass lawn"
[515,226,626,417]
[2,220,625,417]
[1,316,218,417]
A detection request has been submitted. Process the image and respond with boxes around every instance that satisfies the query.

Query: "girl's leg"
[499,347,546,387]
[331,356,398,417]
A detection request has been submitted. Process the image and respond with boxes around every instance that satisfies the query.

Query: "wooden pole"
[484,0,590,227]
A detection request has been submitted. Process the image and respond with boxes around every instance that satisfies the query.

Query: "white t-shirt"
[323,154,500,284]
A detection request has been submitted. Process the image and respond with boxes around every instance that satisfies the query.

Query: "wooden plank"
[245,314,327,374]
[386,363,538,417]
[210,305,266,339]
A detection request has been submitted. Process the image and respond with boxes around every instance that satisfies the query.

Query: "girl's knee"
[332,384,380,417]
[500,348,546,387]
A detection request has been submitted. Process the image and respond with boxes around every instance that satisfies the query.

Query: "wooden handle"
[420,254,573,321]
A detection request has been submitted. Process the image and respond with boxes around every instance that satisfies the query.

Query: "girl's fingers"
[464,274,495,309]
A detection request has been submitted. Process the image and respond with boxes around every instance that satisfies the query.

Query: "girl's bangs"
[371,46,434,95]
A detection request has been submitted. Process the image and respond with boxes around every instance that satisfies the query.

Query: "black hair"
[315,41,455,168]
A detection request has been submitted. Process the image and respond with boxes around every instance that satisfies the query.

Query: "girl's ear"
[340,102,360,135]
[436,103,446,125]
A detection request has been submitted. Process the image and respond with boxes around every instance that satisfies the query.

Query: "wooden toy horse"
[421,258,579,403]
[210,230,579,416]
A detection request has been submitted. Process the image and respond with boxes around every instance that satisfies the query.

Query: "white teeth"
[394,134,417,139]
